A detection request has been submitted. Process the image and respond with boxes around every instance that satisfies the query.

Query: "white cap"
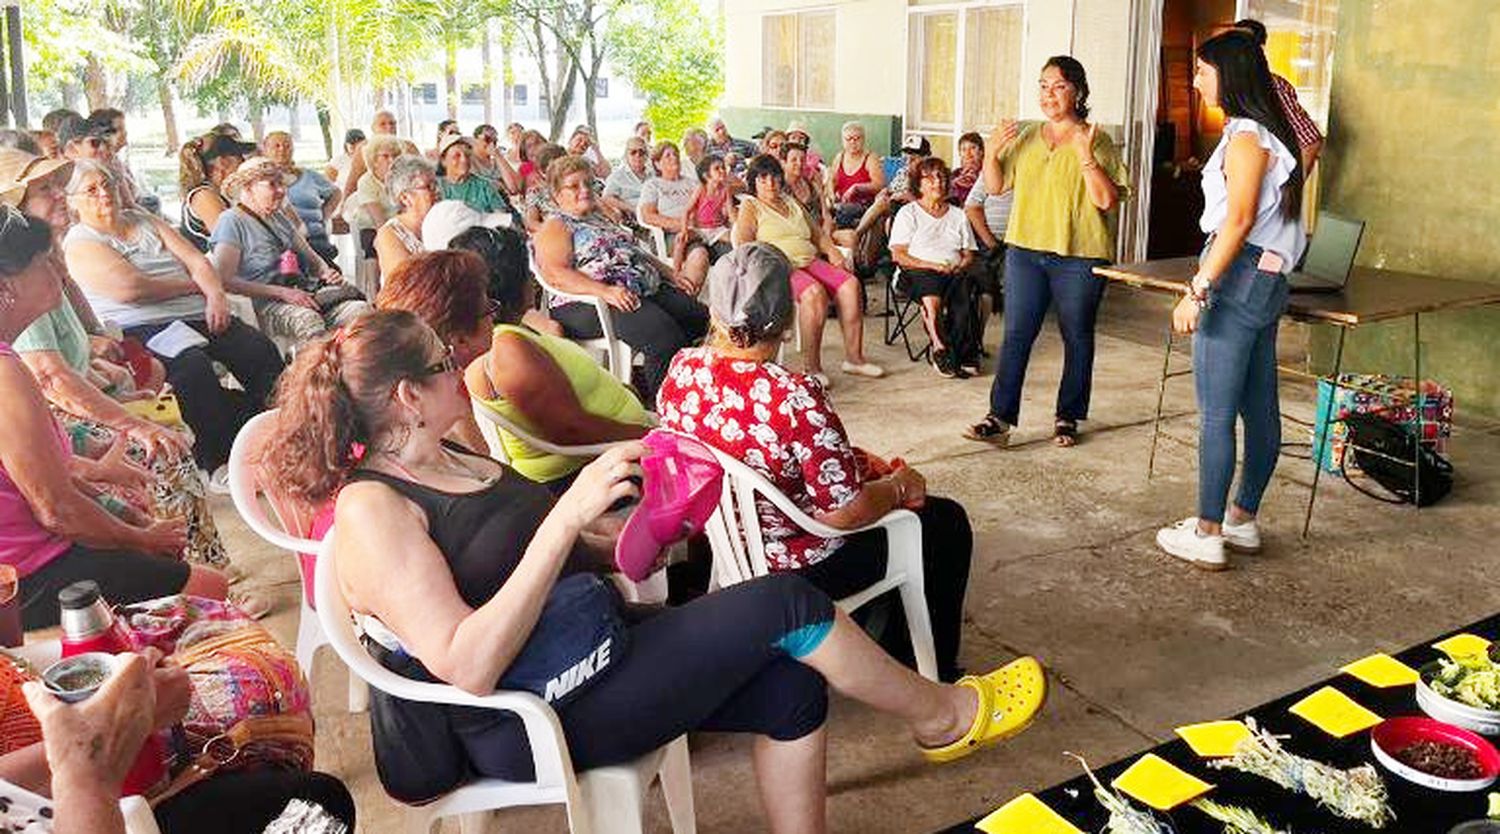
[421,199,512,250]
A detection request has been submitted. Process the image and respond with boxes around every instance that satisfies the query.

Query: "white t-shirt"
[964,179,1015,241]
[637,176,698,221]
[889,201,976,266]
[1200,117,1306,269]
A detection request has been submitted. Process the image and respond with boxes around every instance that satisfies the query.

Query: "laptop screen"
[1302,213,1365,282]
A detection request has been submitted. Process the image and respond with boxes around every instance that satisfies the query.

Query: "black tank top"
[348,443,586,606]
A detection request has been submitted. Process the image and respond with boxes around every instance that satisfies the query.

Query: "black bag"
[1338,411,1454,507]
[939,271,984,367]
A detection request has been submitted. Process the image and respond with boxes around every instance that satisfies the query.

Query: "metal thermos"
[58,581,132,657]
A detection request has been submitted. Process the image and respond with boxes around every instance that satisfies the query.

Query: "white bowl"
[1418,663,1500,736]
[1370,718,1500,793]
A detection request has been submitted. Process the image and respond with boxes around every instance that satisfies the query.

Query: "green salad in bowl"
[1432,654,1500,711]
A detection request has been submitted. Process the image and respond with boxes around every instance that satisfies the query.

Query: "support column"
[5,2,25,128]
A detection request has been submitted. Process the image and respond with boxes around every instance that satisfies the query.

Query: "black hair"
[958,131,985,155]
[1234,18,1269,47]
[0,130,41,155]
[449,225,530,320]
[696,153,724,182]
[55,115,92,146]
[0,209,55,278]
[437,119,458,137]
[1043,55,1092,120]
[210,122,242,138]
[473,123,497,139]
[745,153,786,191]
[343,128,366,150]
[1198,29,1303,220]
[88,108,124,126]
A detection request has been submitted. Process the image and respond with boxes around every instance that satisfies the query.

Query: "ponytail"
[261,309,441,503]
[178,137,208,199]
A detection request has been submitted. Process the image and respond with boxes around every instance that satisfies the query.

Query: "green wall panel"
[719,107,903,158]
[1316,0,1500,418]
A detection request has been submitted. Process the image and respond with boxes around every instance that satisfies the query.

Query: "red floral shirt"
[657,348,859,571]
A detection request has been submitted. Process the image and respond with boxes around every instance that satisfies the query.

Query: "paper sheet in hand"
[143,320,208,359]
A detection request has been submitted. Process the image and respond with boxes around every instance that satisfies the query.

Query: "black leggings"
[551,283,708,404]
[373,574,834,801]
[155,770,355,834]
[125,319,284,470]
[796,496,972,682]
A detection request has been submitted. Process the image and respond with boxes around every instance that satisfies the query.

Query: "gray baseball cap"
[708,242,794,341]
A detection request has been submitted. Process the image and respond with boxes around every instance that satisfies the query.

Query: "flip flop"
[921,656,1047,764]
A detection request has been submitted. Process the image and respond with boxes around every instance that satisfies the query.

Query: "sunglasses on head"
[415,344,457,378]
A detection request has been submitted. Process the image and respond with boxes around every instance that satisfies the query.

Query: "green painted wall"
[719,107,903,158]
[1314,0,1500,418]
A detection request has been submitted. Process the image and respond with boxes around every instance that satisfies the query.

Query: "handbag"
[1338,411,1454,507]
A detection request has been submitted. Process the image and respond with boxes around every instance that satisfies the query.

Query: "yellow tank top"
[747,195,819,268]
[473,324,651,483]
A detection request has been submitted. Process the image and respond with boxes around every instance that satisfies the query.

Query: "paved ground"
[216,284,1500,832]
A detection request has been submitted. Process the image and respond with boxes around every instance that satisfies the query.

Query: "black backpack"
[1339,411,1453,507]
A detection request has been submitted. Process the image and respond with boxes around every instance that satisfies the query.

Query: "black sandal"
[1053,419,1079,448]
[963,415,1011,446]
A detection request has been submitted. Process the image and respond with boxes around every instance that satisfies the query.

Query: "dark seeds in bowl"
[1395,740,1484,780]
[52,667,107,692]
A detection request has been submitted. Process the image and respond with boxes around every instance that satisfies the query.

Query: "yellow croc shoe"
[921,656,1047,764]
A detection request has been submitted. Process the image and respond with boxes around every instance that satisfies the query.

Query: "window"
[461,84,485,105]
[594,77,609,98]
[512,84,528,106]
[906,4,1023,161]
[417,83,438,105]
[761,11,835,109]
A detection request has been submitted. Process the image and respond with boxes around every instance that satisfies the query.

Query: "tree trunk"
[396,79,410,136]
[61,83,81,113]
[289,102,302,142]
[317,103,333,160]
[445,38,458,120]
[481,20,494,125]
[84,57,109,111]
[157,80,180,155]
[549,60,580,141]
[248,99,265,143]
[501,33,514,126]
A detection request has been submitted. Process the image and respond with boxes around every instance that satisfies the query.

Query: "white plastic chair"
[530,256,641,386]
[314,530,696,834]
[469,398,668,605]
[695,440,939,680]
[227,410,368,713]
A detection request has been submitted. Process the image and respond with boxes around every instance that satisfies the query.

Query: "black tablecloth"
[937,614,1500,834]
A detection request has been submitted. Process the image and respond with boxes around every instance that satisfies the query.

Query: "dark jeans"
[551,283,709,404]
[796,496,972,681]
[988,246,1108,425]
[370,574,832,802]
[125,318,284,470]
[155,770,355,834]
[1194,243,1290,523]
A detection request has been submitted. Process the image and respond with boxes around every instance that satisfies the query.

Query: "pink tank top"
[832,153,874,206]
[0,344,73,577]
[694,188,729,228]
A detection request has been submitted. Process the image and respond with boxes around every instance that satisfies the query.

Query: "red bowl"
[1371,717,1500,791]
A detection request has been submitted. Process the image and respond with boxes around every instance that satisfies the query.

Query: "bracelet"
[894,479,907,506]
[1080,158,1099,172]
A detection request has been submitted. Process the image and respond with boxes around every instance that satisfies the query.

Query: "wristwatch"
[1189,273,1213,308]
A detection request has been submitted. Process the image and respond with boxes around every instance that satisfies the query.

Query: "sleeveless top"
[832,152,874,206]
[349,447,591,802]
[744,196,818,268]
[694,187,731,229]
[64,213,209,329]
[550,211,659,301]
[381,216,424,255]
[181,184,222,251]
[474,324,651,484]
[0,344,73,578]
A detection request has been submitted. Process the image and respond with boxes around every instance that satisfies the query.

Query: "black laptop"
[1288,213,1365,293]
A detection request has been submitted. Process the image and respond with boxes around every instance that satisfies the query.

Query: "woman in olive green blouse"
[964,55,1126,449]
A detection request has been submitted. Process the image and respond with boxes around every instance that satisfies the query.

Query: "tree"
[22,0,152,115]
[610,0,722,140]
[508,0,624,141]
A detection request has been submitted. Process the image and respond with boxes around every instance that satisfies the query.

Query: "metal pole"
[4,3,25,129]
[1413,312,1423,508]
[1148,325,1173,480]
[0,7,10,130]
[1302,327,1347,539]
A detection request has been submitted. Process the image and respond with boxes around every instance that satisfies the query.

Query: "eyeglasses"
[484,297,502,321]
[1039,81,1074,94]
[627,149,646,157]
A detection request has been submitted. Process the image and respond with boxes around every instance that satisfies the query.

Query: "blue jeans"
[987,246,1108,425]
[1193,244,1291,523]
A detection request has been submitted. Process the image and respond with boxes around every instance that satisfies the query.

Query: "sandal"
[229,589,273,621]
[962,415,1011,446]
[922,656,1047,764]
[1053,419,1079,448]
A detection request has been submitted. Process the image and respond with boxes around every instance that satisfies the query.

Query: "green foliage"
[22,0,154,90]
[609,0,723,140]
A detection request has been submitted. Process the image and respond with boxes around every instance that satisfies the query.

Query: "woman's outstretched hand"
[559,441,646,529]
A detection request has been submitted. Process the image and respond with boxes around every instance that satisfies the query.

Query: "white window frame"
[902,1,1028,154]
[760,7,838,111]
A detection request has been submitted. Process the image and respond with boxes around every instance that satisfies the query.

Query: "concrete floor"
[217,285,1500,833]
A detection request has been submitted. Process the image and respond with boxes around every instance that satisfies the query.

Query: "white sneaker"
[1156,518,1227,571]
[808,371,833,391]
[1222,517,1262,553]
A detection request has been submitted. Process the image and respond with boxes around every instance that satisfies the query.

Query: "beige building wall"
[723,0,1135,129]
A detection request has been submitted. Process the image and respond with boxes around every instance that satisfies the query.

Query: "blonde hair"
[362,136,405,171]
